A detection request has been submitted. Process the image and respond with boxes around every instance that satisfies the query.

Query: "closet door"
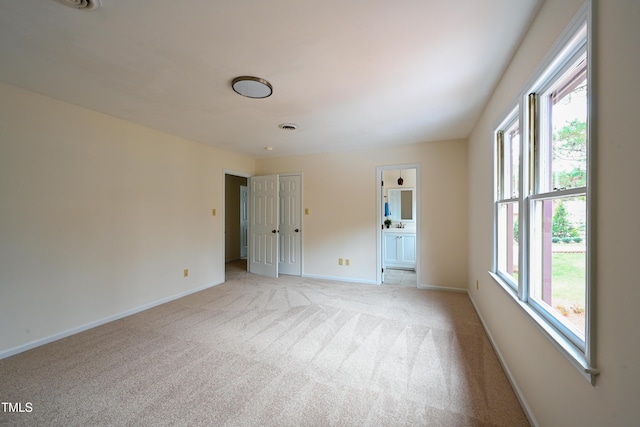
[278,175,302,275]
[248,175,279,278]
[240,185,248,259]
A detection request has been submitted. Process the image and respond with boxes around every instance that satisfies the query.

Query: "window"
[492,2,596,383]
[496,111,520,288]
[529,51,587,347]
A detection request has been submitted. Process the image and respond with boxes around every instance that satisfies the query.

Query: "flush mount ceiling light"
[232,76,273,99]
[53,0,101,10]
[278,123,298,131]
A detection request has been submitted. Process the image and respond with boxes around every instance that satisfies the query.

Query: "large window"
[492,2,596,383]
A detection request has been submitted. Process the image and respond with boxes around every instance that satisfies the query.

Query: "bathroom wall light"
[232,76,273,99]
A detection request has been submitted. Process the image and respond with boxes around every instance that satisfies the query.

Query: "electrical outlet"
[212,209,216,216]
[338,258,343,266]
[305,208,309,215]
[345,259,350,266]
[184,269,189,278]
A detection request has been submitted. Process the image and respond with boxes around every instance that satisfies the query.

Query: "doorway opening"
[224,171,250,278]
[224,171,303,281]
[377,165,420,287]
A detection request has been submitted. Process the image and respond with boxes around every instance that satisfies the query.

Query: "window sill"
[488,271,599,385]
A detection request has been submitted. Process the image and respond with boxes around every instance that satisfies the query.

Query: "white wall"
[256,140,468,288]
[0,83,467,355]
[0,84,255,356]
[383,168,417,192]
[467,0,640,425]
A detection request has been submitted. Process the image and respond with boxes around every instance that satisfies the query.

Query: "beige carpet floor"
[0,262,529,426]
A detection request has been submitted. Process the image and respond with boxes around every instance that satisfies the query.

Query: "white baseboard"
[417,284,468,293]
[302,274,377,285]
[0,280,224,360]
[468,294,539,427]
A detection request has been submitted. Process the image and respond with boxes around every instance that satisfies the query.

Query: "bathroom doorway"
[377,164,420,287]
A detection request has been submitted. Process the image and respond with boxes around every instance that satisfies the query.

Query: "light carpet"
[0,263,528,426]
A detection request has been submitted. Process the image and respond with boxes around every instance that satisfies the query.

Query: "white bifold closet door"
[248,174,301,278]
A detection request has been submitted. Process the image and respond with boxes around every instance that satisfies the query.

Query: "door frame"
[224,170,304,280]
[376,164,421,286]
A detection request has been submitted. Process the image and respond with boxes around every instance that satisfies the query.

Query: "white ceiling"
[0,0,541,158]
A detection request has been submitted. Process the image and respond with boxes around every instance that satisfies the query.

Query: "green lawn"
[501,249,585,306]
[552,252,586,305]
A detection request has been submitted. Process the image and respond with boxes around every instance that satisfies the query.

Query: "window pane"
[540,56,587,193]
[530,196,586,340]
[497,201,519,283]
[501,121,520,199]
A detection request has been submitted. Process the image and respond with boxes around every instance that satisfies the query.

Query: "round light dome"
[232,76,273,99]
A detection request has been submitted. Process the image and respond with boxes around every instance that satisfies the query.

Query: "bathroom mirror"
[387,188,415,222]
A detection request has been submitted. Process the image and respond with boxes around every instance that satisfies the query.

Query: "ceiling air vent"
[279,123,298,131]
[54,0,101,10]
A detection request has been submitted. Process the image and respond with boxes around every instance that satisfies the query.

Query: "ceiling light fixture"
[53,0,101,10]
[278,123,298,131]
[232,76,273,99]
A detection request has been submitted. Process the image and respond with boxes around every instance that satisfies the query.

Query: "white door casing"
[249,175,279,278]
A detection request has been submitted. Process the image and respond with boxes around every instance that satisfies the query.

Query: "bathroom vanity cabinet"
[383,230,416,270]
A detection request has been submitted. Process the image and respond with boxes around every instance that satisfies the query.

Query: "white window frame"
[490,1,598,384]
[494,108,520,292]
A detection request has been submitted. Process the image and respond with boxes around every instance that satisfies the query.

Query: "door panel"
[240,185,248,259]
[384,233,400,264]
[249,175,279,277]
[403,234,416,262]
[278,175,302,275]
